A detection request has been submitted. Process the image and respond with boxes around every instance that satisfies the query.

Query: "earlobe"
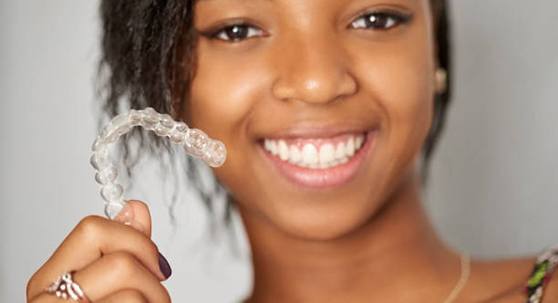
[434,68,448,94]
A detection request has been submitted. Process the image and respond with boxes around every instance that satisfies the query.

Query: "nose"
[271,34,358,105]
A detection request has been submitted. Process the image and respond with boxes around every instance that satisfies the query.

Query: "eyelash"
[350,10,412,30]
[203,10,412,43]
[209,23,265,42]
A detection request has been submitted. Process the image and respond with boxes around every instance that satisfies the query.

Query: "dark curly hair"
[98,0,452,239]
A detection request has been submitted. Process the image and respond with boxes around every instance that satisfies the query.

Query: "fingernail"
[158,252,172,279]
[114,203,134,225]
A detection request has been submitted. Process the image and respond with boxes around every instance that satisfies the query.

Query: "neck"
[239,174,460,303]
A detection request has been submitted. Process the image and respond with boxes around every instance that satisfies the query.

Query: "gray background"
[1,0,557,302]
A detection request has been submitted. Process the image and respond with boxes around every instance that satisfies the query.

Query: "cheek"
[380,56,434,155]
[186,41,271,185]
[354,29,435,178]
[188,43,263,128]
[368,36,435,137]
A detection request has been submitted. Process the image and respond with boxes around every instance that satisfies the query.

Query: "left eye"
[350,11,411,30]
[213,24,264,42]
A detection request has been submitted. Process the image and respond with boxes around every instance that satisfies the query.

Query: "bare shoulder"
[538,273,558,302]
[483,272,558,303]
[522,273,558,303]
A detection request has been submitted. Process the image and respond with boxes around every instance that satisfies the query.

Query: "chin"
[275,204,375,241]
[261,171,409,242]
[241,179,390,241]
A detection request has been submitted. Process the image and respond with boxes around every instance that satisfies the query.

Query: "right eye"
[210,23,264,42]
[350,10,412,31]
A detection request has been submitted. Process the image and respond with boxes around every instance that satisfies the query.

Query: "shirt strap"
[526,246,558,303]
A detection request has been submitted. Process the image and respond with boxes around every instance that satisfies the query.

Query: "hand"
[26,200,172,303]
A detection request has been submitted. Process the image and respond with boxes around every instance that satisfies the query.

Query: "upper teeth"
[263,134,365,169]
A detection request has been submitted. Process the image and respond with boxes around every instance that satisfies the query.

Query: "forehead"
[193,0,431,23]
[196,0,423,5]
[195,0,426,11]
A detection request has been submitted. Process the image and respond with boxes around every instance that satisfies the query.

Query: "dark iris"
[364,13,393,29]
[223,25,249,41]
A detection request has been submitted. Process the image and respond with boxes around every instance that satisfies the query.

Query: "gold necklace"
[442,254,471,303]
[241,254,472,303]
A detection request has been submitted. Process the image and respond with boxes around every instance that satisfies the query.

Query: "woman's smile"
[185,0,434,239]
[259,127,377,188]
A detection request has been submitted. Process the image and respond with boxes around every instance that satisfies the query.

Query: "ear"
[434,68,448,95]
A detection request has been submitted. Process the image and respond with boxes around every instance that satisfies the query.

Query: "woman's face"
[185,0,436,239]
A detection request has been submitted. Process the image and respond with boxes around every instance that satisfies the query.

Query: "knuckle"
[104,251,140,277]
[75,215,107,242]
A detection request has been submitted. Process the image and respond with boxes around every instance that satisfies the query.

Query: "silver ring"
[46,271,90,302]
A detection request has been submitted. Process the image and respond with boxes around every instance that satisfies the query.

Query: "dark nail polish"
[158,252,172,279]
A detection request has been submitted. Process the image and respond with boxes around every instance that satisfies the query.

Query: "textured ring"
[45,271,90,302]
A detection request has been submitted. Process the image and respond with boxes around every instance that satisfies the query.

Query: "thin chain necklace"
[241,254,472,303]
[442,254,471,303]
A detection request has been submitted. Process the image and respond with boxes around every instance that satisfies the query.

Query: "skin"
[190,0,435,241]
[187,0,551,302]
[27,201,172,302]
[26,0,556,302]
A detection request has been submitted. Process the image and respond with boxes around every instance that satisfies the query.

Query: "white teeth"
[289,145,301,163]
[266,140,277,156]
[278,140,289,161]
[318,143,335,164]
[346,137,355,157]
[335,143,345,159]
[301,144,318,166]
[263,134,366,169]
[355,136,364,149]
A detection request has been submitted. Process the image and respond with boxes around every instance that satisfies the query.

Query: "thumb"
[114,200,152,238]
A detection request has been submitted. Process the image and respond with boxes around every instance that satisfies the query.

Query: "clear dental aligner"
[90,107,226,219]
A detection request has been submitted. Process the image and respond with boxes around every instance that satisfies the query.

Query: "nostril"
[272,69,357,105]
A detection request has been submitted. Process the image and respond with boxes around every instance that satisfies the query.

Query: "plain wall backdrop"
[1,0,557,301]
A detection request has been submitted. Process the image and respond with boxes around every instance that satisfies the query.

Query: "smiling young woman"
[26,0,558,303]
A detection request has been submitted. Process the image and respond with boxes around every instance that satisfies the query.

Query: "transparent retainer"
[90,107,227,219]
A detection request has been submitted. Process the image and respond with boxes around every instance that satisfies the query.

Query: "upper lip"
[257,122,378,140]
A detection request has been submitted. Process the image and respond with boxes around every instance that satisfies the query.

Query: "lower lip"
[259,131,376,189]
